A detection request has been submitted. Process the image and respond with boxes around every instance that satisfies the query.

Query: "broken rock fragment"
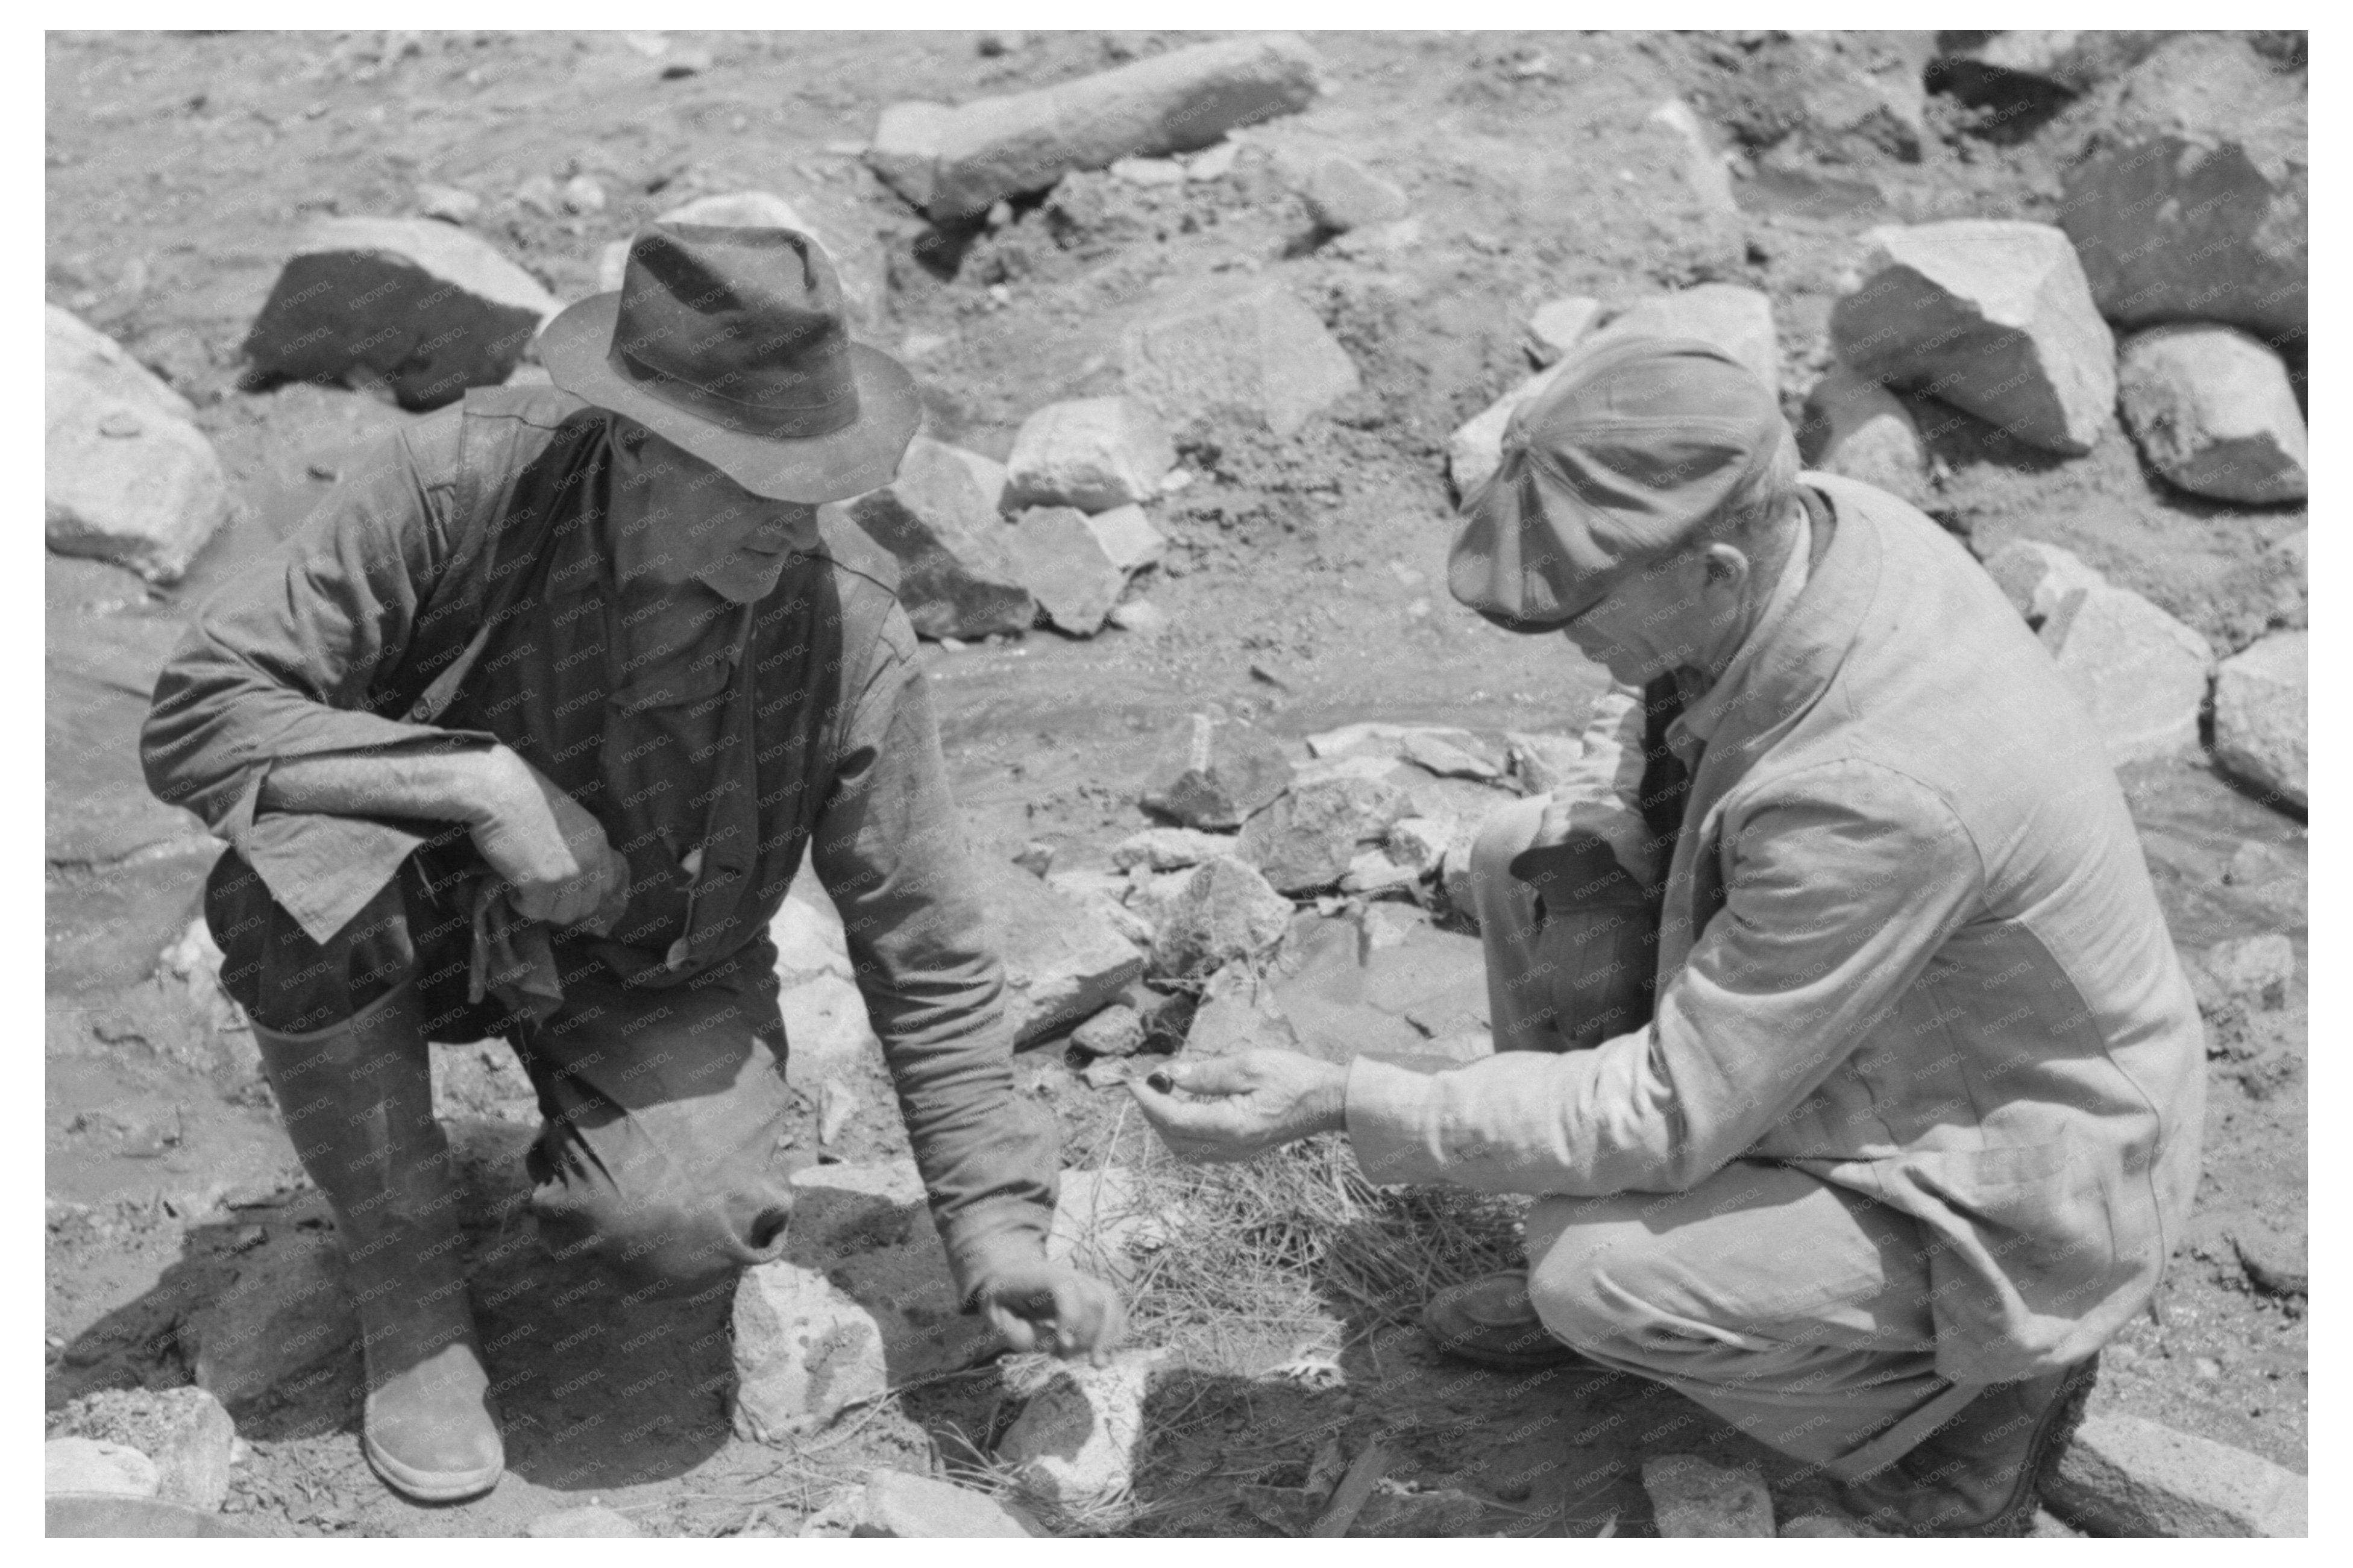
[1449,362,1567,499]
[1080,503,1166,575]
[849,1470,1035,1537]
[1149,859,1293,980]
[729,1258,890,1441]
[2211,630,2306,812]
[1003,396,1175,513]
[45,1438,160,1500]
[51,1387,236,1511]
[2039,583,2213,765]
[821,435,1035,639]
[2117,325,2307,504]
[2040,583,2213,767]
[1523,295,1601,367]
[1980,538,2107,627]
[972,852,1145,1044]
[867,33,1325,219]
[1830,220,2116,455]
[997,1352,1160,1515]
[240,216,560,410]
[1005,506,1125,637]
[1799,366,1930,509]
[1140,712,1292,830]
[1239,775,1415,895]
[1295,153,1409,233]
[1121,276,1360,438]
[46,307,231,584]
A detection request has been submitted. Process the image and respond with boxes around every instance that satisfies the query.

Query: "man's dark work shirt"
[142,388,1057,1294]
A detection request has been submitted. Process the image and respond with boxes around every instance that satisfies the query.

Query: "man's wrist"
[1307,1061,1351,1137]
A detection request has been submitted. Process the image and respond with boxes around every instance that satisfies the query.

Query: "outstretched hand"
[973,1262,1127,1366]
[1128,1049,1349,1163]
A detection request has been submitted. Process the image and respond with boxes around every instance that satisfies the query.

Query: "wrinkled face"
[606,415,813,571]
[1559,542,1757,688]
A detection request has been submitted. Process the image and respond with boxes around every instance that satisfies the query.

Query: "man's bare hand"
[973,1262,1127,1366]
[470,748,629,932]
[1129,1049,1349,1164]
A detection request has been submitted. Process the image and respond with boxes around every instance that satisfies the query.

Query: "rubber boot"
[251,982,505,1502]
[1841,1355,2100,1537]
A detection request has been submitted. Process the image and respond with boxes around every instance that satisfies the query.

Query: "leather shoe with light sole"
[1843,1353,2100,1537]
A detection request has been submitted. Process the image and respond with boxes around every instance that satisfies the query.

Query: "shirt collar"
[1667,500,1817,762]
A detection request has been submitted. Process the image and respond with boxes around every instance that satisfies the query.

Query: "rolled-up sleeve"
[808,616,1059,1300]
[140,407,491,944]
[1346,759,1985,1196]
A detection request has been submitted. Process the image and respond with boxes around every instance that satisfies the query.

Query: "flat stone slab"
[970,853,1144,1045]
[2044,1413,2307,1537]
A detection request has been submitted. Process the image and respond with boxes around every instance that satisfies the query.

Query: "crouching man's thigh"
[518,947,799,1296]
[1524,1161,1937,1366]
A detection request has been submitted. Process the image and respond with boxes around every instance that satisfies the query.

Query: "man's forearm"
[257,741,511,827]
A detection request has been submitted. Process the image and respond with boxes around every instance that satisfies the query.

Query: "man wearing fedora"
[145,225,1124,1503]
[1134,337,2205,1534]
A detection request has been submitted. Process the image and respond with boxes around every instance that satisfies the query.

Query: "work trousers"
[206,845,800,1294]
[1471,795,1958,1475]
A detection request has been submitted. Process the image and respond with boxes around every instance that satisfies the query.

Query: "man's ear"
[1700,541,1751,592]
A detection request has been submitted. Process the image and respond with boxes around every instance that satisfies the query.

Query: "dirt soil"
[46,29,2305,1537]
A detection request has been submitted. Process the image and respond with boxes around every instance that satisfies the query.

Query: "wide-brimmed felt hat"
[1448,334,1795,632]
[539,222,917,503]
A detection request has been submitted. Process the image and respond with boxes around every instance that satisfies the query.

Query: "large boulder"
[1120,277,1360,438]
[2039,583,2213,765]
[969,853,1145,1044]
[594,190,888,334]
[1830,220,2116,455]
[239,216,559,409]
[867,34,1325,219]
[46,307,231,583]
[1798,367,1930,509]
[1586,284,1779,395]
[820,436,1036,639]
[2211,630,2305,812]
[2057,34,2307,340]
[1002,397,1173,513]
[2117,325,2307,503]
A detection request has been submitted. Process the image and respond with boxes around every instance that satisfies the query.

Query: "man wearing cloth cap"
[145,226,1123,1503]
[1134,337,2204,1534]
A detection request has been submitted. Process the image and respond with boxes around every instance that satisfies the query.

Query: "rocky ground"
[46,30,2304,1537]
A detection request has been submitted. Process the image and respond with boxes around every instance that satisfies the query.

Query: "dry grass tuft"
[1117,1134,1531,1373]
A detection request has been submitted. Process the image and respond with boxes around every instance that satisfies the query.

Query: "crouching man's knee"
[530,1178,791,1299]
